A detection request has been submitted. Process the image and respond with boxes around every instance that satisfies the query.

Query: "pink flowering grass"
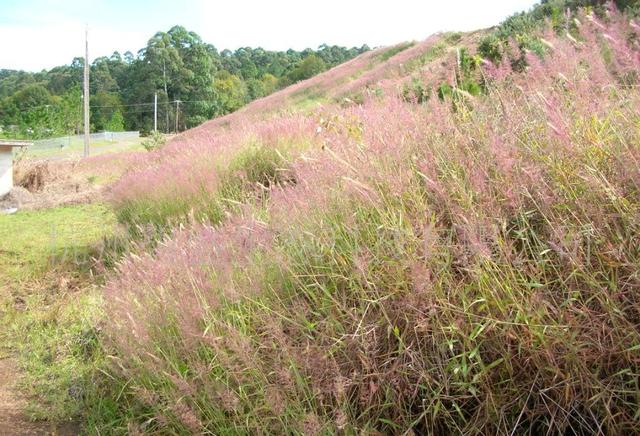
[331,34,449,100]
[97,8,640,434]
[110,114,318,231]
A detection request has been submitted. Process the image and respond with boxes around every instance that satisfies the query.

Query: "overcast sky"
[0,0,538,72]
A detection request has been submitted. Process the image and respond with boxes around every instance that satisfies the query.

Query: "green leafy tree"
[50,87,82,135]
[105,110,125,132]
[91,91,123,131]
[261,73,278,95]
[0,27,369,134]
[214,70,248,113]
[286,54,327,83]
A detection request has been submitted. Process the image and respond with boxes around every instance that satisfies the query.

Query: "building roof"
[0,140,33,148]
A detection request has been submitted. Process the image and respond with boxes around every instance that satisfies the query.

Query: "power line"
[5,95,217,135]
[174,99,218,104]
[90,102,154,108]
[13,99,218,112]
[114,108,157,114]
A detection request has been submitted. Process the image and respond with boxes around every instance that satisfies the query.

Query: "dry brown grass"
[7,150,143,211]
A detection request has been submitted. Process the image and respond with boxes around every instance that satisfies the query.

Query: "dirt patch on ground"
[0,358,78,435]
[2,148,145,212]
[0,187,33,211]
[8,159,105,210]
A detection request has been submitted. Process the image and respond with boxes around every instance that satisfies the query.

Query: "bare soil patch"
[0,358,78,435]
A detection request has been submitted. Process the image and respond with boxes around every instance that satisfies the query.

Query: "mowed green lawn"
[0,204,116,422]
[0,204,116,284]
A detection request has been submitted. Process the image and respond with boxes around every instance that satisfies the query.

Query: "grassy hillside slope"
[94,5,640,434]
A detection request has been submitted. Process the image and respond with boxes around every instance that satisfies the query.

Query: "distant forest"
[0,26,369,138]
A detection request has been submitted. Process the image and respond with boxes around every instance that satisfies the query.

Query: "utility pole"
[175,100,181,133]
[154,93,158,133]
[83,25,90,157]
[163,61,169,133]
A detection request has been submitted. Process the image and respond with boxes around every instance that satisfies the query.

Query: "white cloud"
[1,0,538,71]
[0,22,148,71]
[194,0,537,50]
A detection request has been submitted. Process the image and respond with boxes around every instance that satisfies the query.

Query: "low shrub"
[140,131,166,152]
[402,77,431,104]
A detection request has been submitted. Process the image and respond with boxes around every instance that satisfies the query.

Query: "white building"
[0,140,31,197]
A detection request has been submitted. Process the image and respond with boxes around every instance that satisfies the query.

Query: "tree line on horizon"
[0,26,369,138]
